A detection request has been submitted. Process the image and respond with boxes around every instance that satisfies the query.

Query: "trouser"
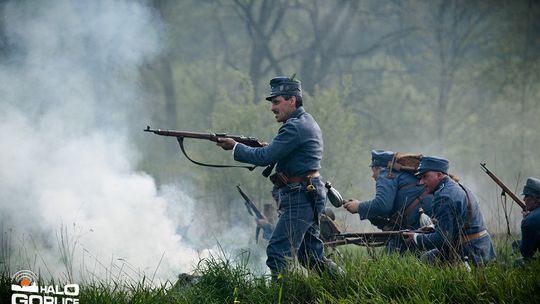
[266,177,327,274]
[420,233,495,266]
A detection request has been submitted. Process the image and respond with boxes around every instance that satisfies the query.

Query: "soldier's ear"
[287,95,297,107]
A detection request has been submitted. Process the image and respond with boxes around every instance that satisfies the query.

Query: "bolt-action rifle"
[236,185,266,242]
[144,126,264,170]
[325,230,413,247]
[480,163,526,210]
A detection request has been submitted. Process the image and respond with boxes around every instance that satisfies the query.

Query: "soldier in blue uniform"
[403,156,496,266]
[217,76,341,277]
[343,150,433,253]
[515,177,540,264]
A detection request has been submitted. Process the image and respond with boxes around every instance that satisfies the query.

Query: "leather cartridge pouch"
[269,172,289,187]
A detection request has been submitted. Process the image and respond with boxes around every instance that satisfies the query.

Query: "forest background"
[1,0,539,282]
[137,0,540,233]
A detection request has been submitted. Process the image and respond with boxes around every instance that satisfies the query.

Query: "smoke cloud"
[0,0,258,283]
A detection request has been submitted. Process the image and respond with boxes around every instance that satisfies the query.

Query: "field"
[2,238,540,304]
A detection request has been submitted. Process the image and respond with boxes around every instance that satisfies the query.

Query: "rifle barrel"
[480,163,526,210]
[337,230,407,238]
[144,126,263,147]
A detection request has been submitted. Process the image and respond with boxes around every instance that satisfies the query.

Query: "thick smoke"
[0,0,257,283]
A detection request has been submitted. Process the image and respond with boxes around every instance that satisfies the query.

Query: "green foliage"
[4,244,539,304]
[135,0,540,253]
[308,86,366,195]
[0,271,9,304]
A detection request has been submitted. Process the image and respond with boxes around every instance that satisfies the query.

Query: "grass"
[2,242,540,304]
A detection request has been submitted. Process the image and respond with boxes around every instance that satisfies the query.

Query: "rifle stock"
[480,163,526,210]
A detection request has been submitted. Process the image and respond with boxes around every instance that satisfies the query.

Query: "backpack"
[386,152,461,182]
[386,153,422,177]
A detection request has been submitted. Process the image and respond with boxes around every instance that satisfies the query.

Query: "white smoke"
[0,0,236,283]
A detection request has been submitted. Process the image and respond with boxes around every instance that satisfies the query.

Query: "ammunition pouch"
[269,172,289,188]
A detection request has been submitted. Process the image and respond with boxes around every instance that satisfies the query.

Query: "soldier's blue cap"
[415,156,449,176]
[265,76,302,101]
[370,150,394,167]
[522,177,540,197]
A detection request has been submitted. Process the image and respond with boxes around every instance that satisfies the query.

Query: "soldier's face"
[371,167,381,180]
[524,195,539,210]
[419,171,444,194]
[270,96,296,123]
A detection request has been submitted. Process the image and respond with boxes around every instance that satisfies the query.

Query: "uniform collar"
[285,106,305,122]
[435,175,451,192]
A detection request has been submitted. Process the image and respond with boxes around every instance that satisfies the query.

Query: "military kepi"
[370,149,394,167]
[266,76,302,101]
[416,156,449,176]
[522,177,540,197]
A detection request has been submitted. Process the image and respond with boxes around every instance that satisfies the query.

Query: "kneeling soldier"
[403,156,495,266]
[515,177,540,265]
[344,150,433,254]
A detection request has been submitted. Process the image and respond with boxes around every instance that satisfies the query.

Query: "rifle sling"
[176,137,257,171]
[385,185,428,229]
[458,183,473,231]
[403,188,430,219]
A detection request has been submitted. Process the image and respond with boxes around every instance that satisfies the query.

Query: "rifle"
[324,230,418,247]
[480,163,526,210]
[236,185,264,219]
[144,126,264,170]
[325,231,404,247]
[236,185,265,242]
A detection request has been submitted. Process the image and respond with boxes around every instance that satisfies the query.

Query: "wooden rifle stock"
[480,163,526,210]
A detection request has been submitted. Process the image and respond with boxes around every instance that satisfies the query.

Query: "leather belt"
[269,171,320,187]
[287,171,320,183]
[458,229,488,245]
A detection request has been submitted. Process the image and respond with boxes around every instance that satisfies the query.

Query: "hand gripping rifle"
[480,163,526,210]
[144,126,264,171]
[236,185,265,242]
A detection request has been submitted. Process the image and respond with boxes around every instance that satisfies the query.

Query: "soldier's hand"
[343,199,359,214]
[216,138,237,150]
[402,231,415,244]
[522,210,530,218]
[256,217,269,227]
[418,224,434,232]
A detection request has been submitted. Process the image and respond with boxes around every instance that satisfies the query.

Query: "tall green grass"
[2,243,540,304]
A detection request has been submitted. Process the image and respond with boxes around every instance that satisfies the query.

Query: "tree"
[400,0,503,152]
